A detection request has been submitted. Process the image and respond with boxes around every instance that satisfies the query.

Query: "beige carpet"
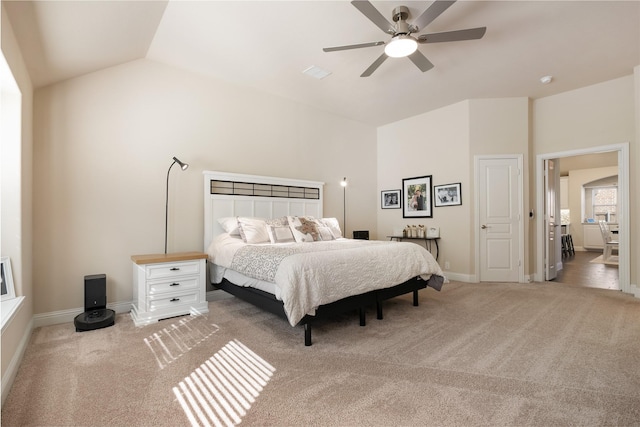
[3,281,640,426]
[590,254,620,266]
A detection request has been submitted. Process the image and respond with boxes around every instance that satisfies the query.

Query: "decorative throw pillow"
[320,217,342,239]
[267,225,296,244]
[287,216,321,242]
[237,217,270,244]
[265,216,289,228]
[218,216,241,236]
[317,225,335,241]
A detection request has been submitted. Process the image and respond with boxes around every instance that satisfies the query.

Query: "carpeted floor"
[2,281,640,426]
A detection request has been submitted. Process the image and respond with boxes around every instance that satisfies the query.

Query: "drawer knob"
[170,283,180,286]
[170,267,180,271]
[170,298,180,302]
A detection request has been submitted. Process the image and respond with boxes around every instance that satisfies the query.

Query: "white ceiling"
[4,0,639,126]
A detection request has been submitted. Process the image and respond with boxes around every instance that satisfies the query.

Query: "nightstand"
[130,251,209,326]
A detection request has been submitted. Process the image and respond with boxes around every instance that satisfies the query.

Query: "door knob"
[481,225,487,229]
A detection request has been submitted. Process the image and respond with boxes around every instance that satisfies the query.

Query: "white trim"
[32,301,131,328]
[474,154,525,283]
[535,143,630,294]
[1,316,33,407]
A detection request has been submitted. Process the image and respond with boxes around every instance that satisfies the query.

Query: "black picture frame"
[1,257,16,301]
[434,182,462,207]
[402,175,432,218]
[381,189,401,209]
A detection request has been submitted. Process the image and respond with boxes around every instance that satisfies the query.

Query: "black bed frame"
[215,277,427,346]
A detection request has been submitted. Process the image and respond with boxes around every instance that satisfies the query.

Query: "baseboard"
[1,316,33,407]
[443,272,476,283]
[32,301,132,328]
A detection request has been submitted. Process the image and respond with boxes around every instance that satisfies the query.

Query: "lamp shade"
[384,35,418,58]
[173,156,189,171]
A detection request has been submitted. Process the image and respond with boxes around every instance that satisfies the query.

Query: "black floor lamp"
[340,177,347,237]
[165,156,189,254]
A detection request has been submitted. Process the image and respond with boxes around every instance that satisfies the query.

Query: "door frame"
[535,142,630,293]
[474,154,525,283]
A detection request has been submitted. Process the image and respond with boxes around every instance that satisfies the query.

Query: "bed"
[203,171,445,345]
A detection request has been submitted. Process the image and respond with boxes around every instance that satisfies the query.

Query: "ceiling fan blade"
[408,50,434,72]
[351,0,395,34]
[411,0,456,32]
[323,41,385,52]
[418,27,487,43]
[361,53,388,77]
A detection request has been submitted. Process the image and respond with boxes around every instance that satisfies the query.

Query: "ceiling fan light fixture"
[384,35,417,58]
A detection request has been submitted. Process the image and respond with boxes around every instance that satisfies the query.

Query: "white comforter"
[207,234,445,326]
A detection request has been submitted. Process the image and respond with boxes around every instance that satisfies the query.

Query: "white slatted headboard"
[203,171,324,251]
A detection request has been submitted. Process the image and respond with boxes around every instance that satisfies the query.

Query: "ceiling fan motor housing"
[392,6,410,22]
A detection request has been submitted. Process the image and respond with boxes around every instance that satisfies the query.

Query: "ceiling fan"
[323,0,486,77]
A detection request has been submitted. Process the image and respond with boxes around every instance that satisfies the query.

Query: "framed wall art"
[403,175,432,218]
[434,182,462,207]
[1,257,16,301]
[381,189,401,209]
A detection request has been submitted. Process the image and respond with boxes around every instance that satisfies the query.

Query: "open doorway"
[536,143,630,294]
[554,152,619,290]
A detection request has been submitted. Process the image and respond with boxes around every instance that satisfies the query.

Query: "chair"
[598,220,619,261]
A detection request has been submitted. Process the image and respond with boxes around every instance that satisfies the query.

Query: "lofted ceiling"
[4,0,639,126]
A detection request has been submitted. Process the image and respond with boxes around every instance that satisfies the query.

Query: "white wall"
[1,3,34,398]
[33,58,377,315]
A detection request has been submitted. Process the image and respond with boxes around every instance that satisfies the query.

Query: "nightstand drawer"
[145,261,201,280]
[148,276,199,295]
[149,291,199,311]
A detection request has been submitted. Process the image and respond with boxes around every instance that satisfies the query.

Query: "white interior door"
[544,159,560,280]
[478,157,521,282]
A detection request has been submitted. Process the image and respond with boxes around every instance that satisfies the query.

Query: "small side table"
[130,251,209,327]
[387,236,440,260]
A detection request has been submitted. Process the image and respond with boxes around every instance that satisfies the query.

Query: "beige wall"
[32,59,377,314]
[468,98,531,276]
[377,98,529,280]
[533,74,637,288]
[377,101,471,278]
[1,4,34,389]
[636,65,640,288]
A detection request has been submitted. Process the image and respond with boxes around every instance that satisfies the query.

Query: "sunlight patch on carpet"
[144,316,220,369]
[173,339,276,427]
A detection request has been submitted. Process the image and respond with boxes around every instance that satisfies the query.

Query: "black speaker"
[74,274,115,332]
[353,230,369,240]
[84,274,107,311]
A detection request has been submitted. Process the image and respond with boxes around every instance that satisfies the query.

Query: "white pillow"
[237,217,270,244]
[287,216,321,242]
[320,217,342,239]
[217,217,240,236]
[267,225,296,244]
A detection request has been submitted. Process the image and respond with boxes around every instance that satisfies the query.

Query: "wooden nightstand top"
[131,251,208,265]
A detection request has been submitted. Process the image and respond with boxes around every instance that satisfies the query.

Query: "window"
[582,175,618,223]
[592,187,617,223]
